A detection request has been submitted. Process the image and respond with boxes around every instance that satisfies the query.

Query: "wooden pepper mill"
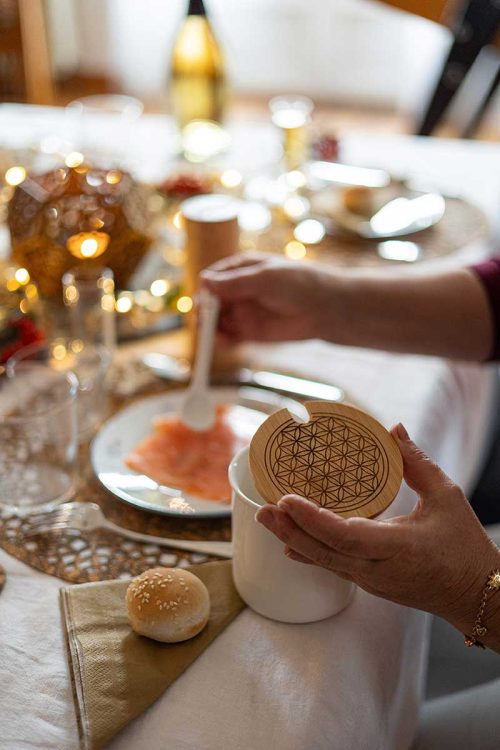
[181,194,240,371]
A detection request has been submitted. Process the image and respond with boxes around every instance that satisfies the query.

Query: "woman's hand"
[200,252,334,344]
[256,424,500,641]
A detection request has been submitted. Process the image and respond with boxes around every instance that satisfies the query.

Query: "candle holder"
[7,163,153,298]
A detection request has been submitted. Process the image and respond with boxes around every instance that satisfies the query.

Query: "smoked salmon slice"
[125,404,251,503]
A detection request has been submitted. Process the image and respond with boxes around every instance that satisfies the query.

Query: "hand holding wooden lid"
[249,401,402,518]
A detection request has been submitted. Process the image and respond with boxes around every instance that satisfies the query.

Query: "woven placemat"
[255,195,488,266]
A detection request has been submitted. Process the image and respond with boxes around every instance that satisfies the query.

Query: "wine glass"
[269,95,314,170]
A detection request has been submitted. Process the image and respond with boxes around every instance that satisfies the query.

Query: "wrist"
[445,544,500,647]
[313,268,353,345]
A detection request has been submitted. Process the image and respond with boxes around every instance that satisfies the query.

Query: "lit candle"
[66,231,110,259]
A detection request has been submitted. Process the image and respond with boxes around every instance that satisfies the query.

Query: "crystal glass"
[62,266,116,354]
[269,95,314,170]
[0,363,78,510]
[7,338,111,442]
[65,94,144,168]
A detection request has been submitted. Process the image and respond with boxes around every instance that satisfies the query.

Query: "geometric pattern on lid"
[266,413,389,512]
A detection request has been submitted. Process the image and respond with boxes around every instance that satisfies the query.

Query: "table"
[1,106,500,749]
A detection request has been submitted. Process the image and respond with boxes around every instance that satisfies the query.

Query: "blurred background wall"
[45,0,499,129]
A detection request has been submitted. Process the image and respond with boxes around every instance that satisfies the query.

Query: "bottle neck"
[187,0,206,16]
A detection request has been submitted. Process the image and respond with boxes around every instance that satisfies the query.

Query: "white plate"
[91,386,304,518]
[310,185,445,239]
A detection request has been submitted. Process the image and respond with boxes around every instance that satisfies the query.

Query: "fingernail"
[255,507,275,528]
[395,423,410,441]
[278,494,307,509]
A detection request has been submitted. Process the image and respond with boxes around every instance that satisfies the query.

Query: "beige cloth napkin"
[60,561,245,750]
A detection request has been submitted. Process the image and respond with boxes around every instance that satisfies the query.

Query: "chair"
[376,0,500,136]
[0,0,54,104]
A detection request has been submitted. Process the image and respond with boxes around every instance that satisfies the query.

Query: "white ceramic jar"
[229,447,354,623]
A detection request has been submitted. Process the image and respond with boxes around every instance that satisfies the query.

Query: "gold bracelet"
[464,569,500,649]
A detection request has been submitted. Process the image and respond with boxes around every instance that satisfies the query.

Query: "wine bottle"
[170,0,226,128]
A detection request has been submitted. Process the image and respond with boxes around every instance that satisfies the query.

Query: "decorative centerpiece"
[7,162,153,298]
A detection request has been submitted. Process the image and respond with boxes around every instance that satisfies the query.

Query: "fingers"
[391,423,455,498]
[284,546,313,565]
[201,254,271,302]
[218,301,289,343]
[284,546,355,581]
[256,505,370,575]
[201,252,266,274]
[276,495,405,559]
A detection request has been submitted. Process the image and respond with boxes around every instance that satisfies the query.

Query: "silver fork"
[24,502,233,558]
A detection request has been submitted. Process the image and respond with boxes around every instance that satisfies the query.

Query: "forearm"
[317,266,494,361]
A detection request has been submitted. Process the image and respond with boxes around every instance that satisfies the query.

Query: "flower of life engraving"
[264,413,389,512]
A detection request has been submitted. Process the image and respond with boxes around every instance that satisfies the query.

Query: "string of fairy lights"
[2,149,327,328]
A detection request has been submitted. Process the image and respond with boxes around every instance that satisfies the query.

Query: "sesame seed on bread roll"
[126,567,210,643]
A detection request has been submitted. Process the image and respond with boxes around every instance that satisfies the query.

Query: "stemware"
[269,95,314,170]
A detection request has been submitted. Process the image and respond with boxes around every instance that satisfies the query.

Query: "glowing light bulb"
[116,295,133,313]
[52,343,68,361]
[284,241,307,260]
[176,295,193,313]
[5,166,26,186]
[285,170,307,189]
[293,219,325,244]
[220,169,242,189]
[150,279,170,297]
[283,195,310,220]
[65,152,85,168]
[14,268,29,284]
[106,170,122,185]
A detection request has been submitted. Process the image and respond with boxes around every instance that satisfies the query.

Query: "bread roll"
[126,567,210,643]
[342,185,377,216]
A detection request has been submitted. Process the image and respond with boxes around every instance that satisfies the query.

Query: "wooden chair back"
[374,0,458,25]
[0,0,54,104]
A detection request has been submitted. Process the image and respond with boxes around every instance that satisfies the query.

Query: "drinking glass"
[269,95,314,170]
[7,338,111,442]
[0,363,78,511]
[62,266,116,354]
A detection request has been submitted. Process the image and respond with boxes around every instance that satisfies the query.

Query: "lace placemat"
[0,511,214,583]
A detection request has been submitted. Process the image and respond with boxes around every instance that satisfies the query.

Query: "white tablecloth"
[1,107,500,749]
[0,343,496,750]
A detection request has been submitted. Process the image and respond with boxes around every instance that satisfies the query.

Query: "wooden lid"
[249,401,402,518]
